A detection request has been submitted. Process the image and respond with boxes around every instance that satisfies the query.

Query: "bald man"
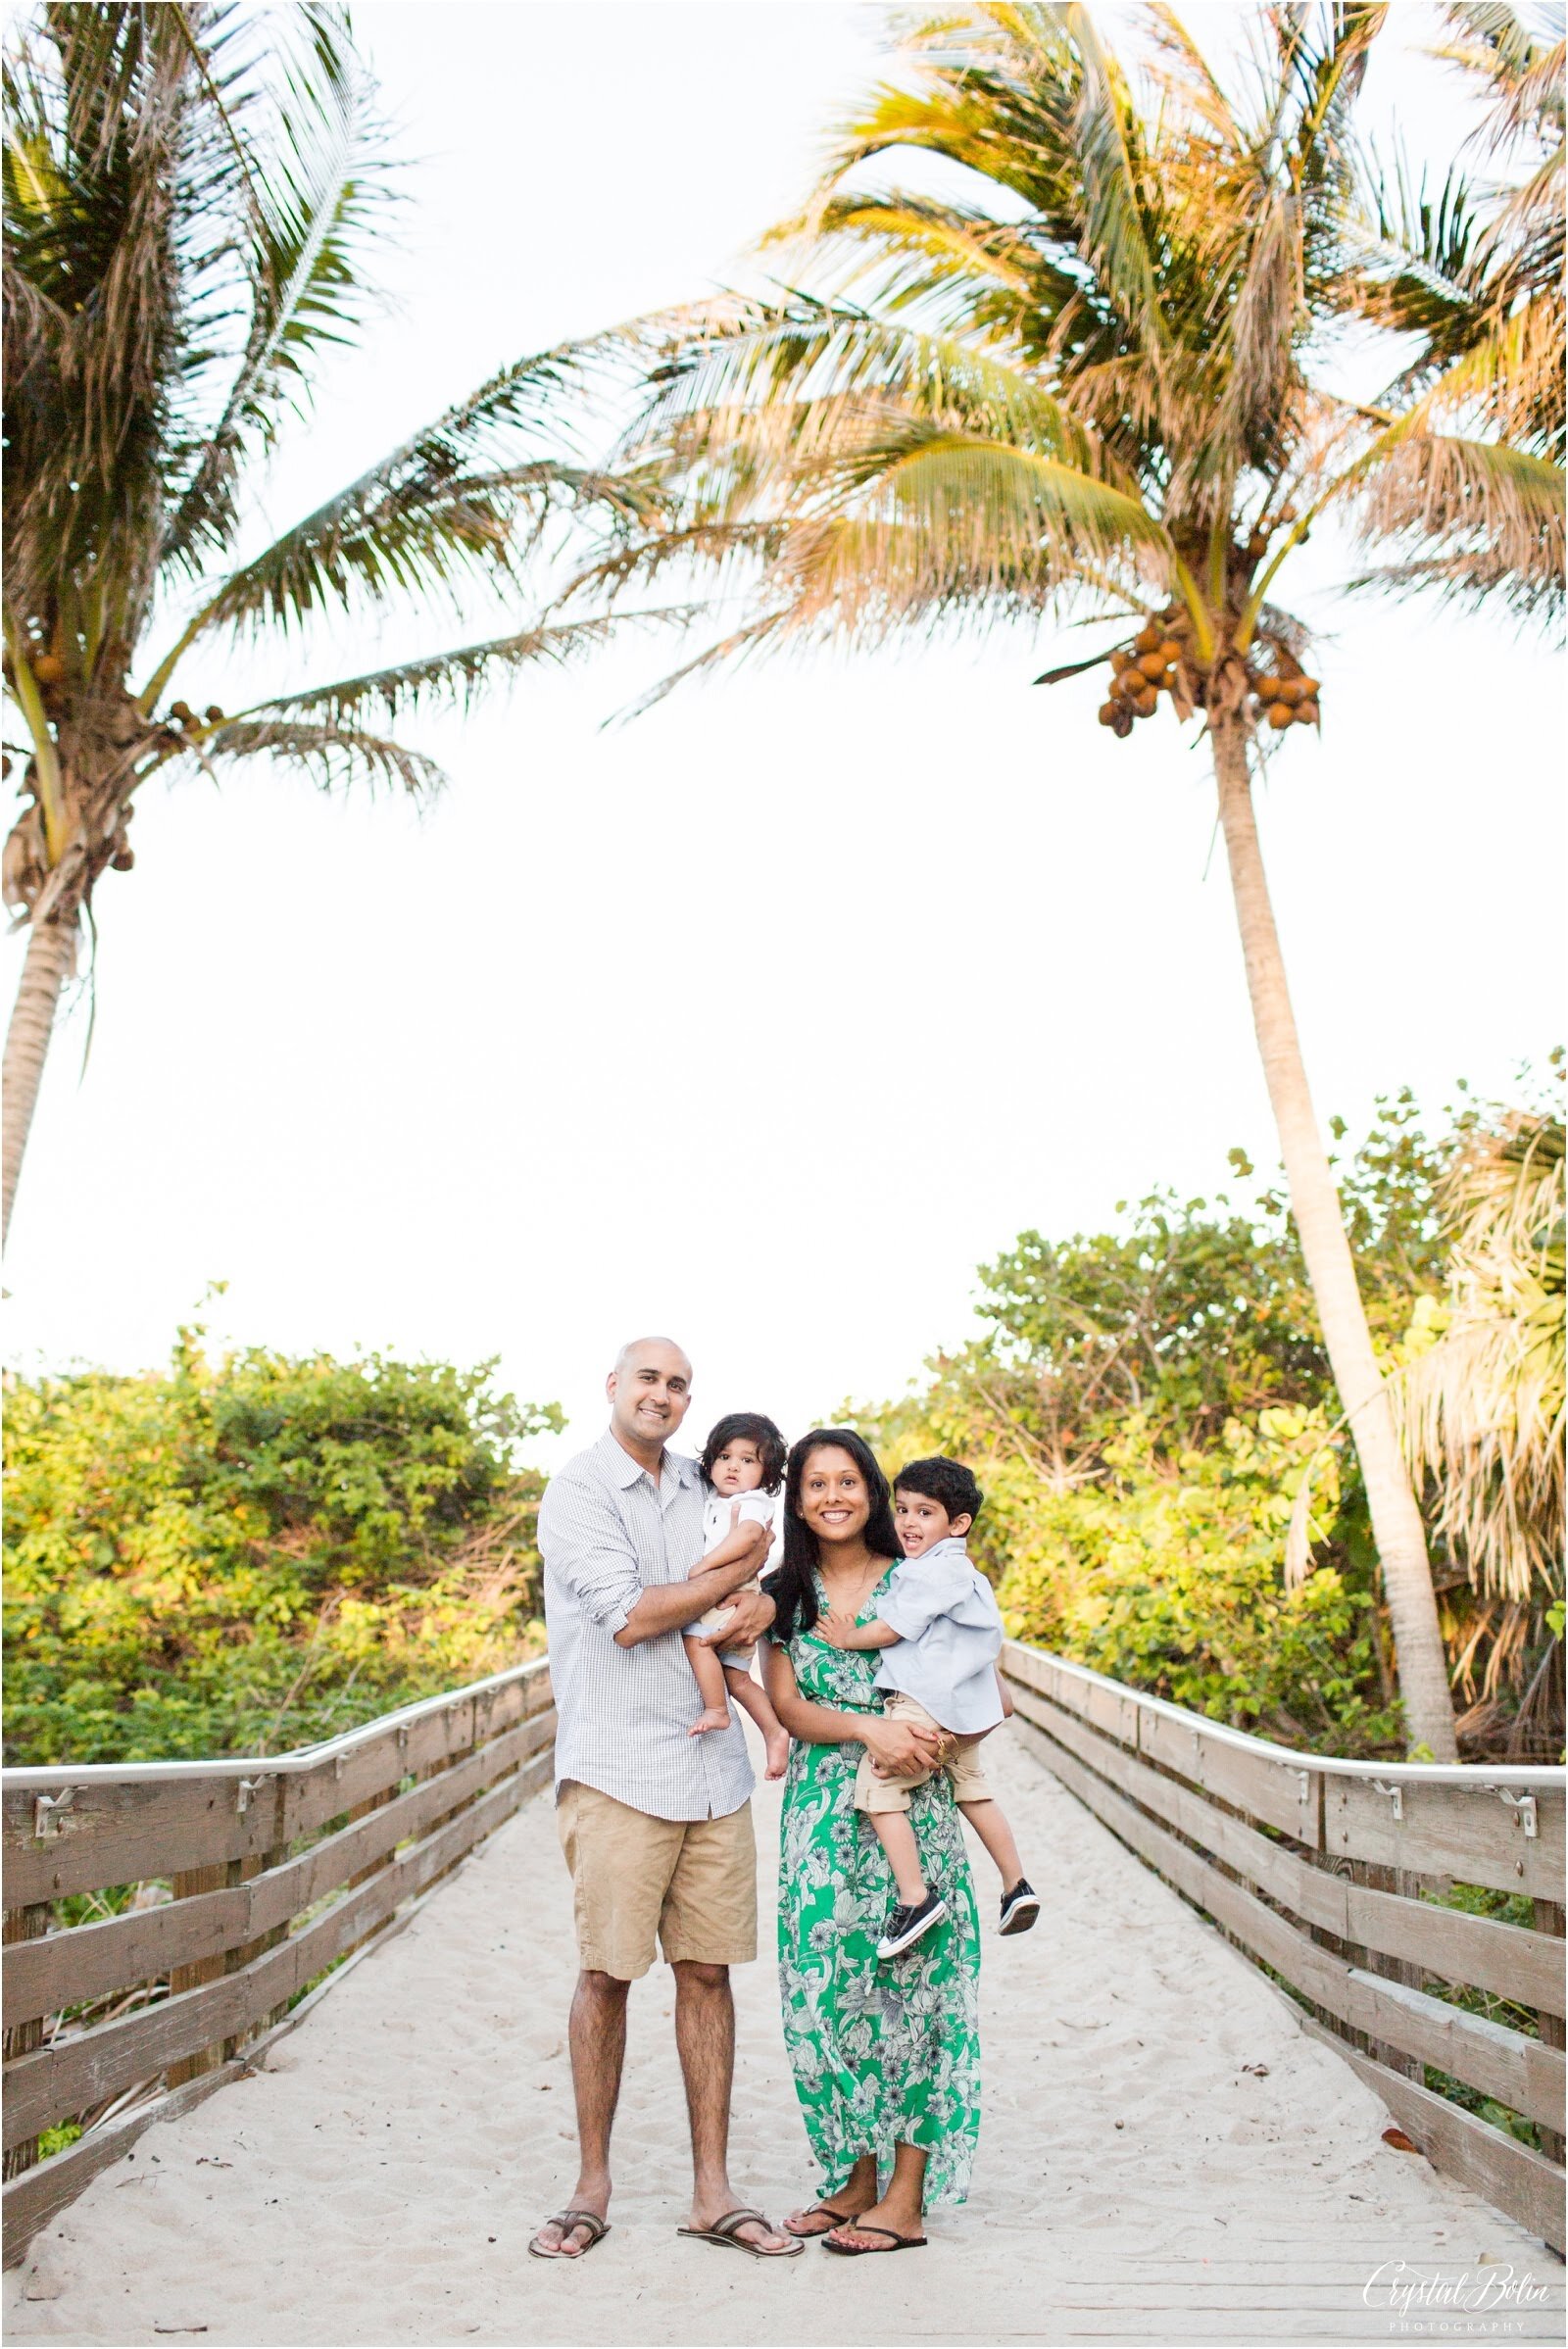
[529,1339,801,2263]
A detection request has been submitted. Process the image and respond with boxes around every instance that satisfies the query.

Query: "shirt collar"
[596,1425,699,1491]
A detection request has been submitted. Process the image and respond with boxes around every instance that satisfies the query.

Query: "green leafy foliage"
[858,1087,1558,1759]
[3,1327,560,1764]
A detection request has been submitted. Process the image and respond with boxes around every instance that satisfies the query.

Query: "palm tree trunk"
[1209,710,1457,1761]
[2,915,75,1249]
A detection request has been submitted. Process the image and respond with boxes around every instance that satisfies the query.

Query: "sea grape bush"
[858,1088,1553,1759]
[3,1327,560,1764]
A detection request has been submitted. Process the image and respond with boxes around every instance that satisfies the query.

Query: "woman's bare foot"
[824,2191,926,2250]
[785,2176,877,2237]
[763,1728,791,1779]
[688,1704,731,1737]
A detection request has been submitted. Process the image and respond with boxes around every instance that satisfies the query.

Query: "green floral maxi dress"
[774,1569,981,2206]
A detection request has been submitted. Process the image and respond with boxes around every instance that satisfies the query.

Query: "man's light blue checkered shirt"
[539,1426,755,1823]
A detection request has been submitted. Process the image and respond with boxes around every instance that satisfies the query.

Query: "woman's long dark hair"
[763,1427,901,1643]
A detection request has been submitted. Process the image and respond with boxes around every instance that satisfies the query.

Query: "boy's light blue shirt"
[873,1534,1004,1735]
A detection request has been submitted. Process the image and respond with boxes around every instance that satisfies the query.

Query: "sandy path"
[5,1726,1561,2348]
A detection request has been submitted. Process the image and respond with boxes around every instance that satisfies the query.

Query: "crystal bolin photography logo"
[1364,2260,1555,2323]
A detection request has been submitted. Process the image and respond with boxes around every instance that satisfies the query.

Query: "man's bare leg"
[530,1968,628,2256]
[673,1959,794,2252]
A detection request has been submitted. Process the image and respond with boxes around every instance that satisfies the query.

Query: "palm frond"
[1395,1113,1565,1601]
[631,294,1095,462]
[1065,4,1167,357]
[192,714,445,797]
[159,343,654,662]
[611,612,790,723]
[1349,154,1488,355]
[4,4,198,634]
[1348,429,1565,614]
[763,189,1054,341]
[236,612,640,726]
[3,4,393,646]
[159,22,397,572]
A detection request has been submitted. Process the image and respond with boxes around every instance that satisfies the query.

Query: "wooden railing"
[999,1639,1566,2252]
[3,1642,1561,2268]
[1,1657,555,2266]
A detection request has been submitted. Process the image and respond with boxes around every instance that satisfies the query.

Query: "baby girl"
[685,1411,791,1778]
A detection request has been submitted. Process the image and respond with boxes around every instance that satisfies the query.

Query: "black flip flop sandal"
[821,2223,928,2256]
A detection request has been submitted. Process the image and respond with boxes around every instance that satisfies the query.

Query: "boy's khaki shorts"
[854,1690,993,1815]
[556,1780,757,1981]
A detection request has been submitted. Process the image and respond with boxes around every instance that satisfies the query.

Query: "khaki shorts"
[556,1780,757,1981]
[854,1691,993,1815]
[689,1577,760,1669]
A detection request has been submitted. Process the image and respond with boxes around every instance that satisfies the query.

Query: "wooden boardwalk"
[5,1726,1561,2348]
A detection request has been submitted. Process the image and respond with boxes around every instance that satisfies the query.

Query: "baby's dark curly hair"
[699,1411,788,1495]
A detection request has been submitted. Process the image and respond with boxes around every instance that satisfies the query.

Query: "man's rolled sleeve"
[539,1476,643,1635]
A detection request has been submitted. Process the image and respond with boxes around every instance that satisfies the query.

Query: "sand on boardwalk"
[4,1725,1561,2349]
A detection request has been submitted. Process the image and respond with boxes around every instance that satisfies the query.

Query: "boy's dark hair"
[894,1455,984,1529]
[699,1412,788,1495]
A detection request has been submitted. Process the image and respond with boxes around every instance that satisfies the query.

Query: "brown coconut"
[1296,699,1320,725]
[31,653,65,685]
[1098,703,1118,726]
[1134,622,1161,655]
[1137,651,1166,681]
[1266,702,1294,730]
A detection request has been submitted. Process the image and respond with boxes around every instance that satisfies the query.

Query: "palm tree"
[592,3,1564,1757]
[2,2,645,1243]
[1395,1106,1564,1752]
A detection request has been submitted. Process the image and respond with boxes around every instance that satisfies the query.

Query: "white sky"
[3,2,1562,1471]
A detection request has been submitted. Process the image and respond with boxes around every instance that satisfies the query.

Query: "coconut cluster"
[1250,669,1320,730]
[1097,614,1192,737]
[1096,610,1322,740]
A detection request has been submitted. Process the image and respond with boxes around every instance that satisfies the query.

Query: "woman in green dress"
[760,1428,982,2253]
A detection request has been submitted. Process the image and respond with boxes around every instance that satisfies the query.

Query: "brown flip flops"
[677,2206,805,2259]
[527,2209,611,2260]
[785,2201,860,2238]
[821,2223,927,2255]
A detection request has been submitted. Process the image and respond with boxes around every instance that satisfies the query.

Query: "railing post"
[1,1905,49,2179]
[1346,1858,1424,2080]
[165,1864,231,2088]
[1536,1896,1565,2167]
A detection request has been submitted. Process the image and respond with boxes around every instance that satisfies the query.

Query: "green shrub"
[3,1326,560,1764]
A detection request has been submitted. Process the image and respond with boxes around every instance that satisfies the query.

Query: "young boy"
[836,1456,1039,1958]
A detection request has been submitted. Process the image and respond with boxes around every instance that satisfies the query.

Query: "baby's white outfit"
[692,1488,776,1664]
